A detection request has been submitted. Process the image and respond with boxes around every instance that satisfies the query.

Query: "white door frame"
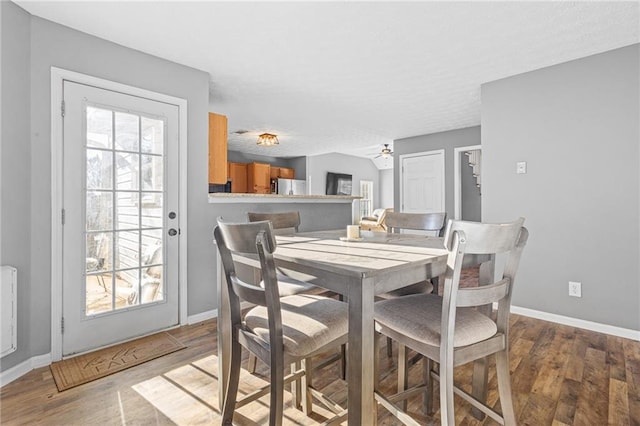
[50,67,189,361]
[453,144,481,220]
[398,149,445,213]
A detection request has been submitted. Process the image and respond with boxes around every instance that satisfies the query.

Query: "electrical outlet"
[516,161,527,174]
[568,281,582,298]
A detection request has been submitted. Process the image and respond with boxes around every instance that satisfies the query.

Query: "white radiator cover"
[1,266,17,357]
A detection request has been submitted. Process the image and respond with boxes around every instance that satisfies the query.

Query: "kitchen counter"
[208,193,361,204]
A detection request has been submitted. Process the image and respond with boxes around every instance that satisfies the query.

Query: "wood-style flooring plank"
[1,315,639,425]
[623,338,640,426]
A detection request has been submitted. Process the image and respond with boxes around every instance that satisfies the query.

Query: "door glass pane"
[86,272,114,316]
[141,117,163,154]
[115,191,139,230]
[116,152,139,190]
[115,112,139,152]
[141,194,162,228]
[86,149,112,190]
[86,107,112,149]
[141,229,163,303]
[141,154,162,190]
[86,191,112,231]
[84,105,166,316]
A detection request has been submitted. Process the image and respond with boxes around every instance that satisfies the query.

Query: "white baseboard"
[187,302,254,325]
[511,305,640,341]
[0,353,51,387]
[187,309,218,325]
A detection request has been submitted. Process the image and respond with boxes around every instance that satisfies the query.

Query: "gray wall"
[213,203,352,234]
[0,1,32,370]
[378,168,394,209]
[1,4,211,371]
[460,152,481,221]
[393,126,481,218]
[288,156,307,180]
[482,44,639,331]
[307,152,379,197]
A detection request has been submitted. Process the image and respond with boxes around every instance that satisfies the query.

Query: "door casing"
[50,67,188,361]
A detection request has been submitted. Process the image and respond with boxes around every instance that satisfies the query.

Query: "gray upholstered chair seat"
[375,293,497,348]
[259,272,319,296]
[246,294,348,358]
[376,281,434,299]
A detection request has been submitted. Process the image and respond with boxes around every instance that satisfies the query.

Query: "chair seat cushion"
[259,271,320,296]
[246,294,348,358]
[375,294,497,348]
[377,280,434,299]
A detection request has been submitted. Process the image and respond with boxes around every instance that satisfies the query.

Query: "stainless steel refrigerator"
[277,178,307,195]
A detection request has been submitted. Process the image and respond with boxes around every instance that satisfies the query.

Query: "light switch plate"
[516,161,527,174]
[569,281,582,298]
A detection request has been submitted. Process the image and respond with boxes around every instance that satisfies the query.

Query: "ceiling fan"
[375,144,393,159]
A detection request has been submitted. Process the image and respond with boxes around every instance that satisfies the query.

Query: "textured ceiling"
[16,1,639,170]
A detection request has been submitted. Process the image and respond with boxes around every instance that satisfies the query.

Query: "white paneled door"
[400,150,445,214]
[62,81,179,356]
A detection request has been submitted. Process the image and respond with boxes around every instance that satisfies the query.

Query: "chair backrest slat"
[385,212,447,236]
[456,278,510,307]
[247,211,300,234]
[219,220,277,254]
[230,274,267,306]
[443,218,525,254]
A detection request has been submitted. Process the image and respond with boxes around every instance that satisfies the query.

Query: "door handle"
[168,228,178,236]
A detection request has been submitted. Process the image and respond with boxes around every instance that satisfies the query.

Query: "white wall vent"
[1,266,17,357]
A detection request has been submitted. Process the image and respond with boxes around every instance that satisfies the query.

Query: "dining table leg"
[346,277,377,425]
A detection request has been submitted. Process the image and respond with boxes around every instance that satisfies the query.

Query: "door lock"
[168,211,176,219]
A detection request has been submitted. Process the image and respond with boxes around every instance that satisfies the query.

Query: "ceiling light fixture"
[376,144,393,158]
[257,133,279,146]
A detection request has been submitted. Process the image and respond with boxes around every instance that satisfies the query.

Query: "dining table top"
[273,229,449,280]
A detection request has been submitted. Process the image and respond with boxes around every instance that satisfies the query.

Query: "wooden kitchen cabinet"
[228,162,248,193]
[280,167,295,179]
[269,167,295,179]
[208,112,228,185]
[247,162,271,193]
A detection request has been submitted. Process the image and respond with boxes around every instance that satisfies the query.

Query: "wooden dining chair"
[246,211,318,296]
[246,211,346,381]
[382,211,447,297]
[215,219,348,426]
[378,211,448,370]
[374,218,528,425]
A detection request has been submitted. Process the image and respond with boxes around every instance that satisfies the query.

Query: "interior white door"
[400,150,445,213]
[62,81,179,356]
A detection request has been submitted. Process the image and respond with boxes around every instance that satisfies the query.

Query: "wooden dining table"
[216,229,492,425]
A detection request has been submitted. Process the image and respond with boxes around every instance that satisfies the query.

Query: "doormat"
[50,332,186,391]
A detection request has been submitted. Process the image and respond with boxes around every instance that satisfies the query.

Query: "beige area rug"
[50,332,186,391]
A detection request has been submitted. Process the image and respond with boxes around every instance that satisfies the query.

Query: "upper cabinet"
[208,112,228,185]
[270,167,295,180]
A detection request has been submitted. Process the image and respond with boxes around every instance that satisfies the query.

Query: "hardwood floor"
[1,313,638,425]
